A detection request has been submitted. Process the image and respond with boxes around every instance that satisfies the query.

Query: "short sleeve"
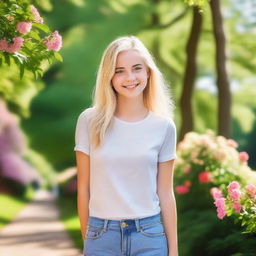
[158,119,177,162]
[74,110,90,155]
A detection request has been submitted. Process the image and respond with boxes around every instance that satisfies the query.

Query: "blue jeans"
[83,212,168,256]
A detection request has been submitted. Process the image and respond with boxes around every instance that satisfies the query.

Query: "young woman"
[74,35,179,256]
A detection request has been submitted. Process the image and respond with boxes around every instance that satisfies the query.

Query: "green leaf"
[47,57,53,65]
[4,52,10,66]
[16,9,24,15]
[32,70,37,80]
[234,218,240,225]
[53,51,63,62]
[241,218,247,226]
[19,65,25,80]
[32,23,50,33]
[13,56,19,65]
[28,30,41,41]
[36,69,44,78]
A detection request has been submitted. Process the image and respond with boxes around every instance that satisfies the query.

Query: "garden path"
[0,189,82,256]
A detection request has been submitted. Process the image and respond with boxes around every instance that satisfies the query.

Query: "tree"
[179,6,203,140]
[210,0,231,138]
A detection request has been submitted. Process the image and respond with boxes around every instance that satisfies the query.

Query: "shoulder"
[150,112,176,129]
[77,106,95,120]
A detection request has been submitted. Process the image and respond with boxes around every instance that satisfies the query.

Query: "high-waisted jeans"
[83,212,168,256]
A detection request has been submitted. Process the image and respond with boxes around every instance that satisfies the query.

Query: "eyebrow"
[115,64,143,70]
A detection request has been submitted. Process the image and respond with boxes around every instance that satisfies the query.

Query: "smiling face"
[111,49,149,99]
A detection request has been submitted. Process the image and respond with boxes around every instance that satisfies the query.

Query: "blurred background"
[0,0,256,255]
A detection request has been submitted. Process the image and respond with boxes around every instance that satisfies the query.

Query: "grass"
[56,193,83,251]
[0,185,34,230]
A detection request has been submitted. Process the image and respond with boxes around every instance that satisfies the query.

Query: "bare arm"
[76,151,90,240]
[157,159,179,256]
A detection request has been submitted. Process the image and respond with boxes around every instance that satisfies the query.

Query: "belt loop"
[103,219,108,232]
[135,218,141,232]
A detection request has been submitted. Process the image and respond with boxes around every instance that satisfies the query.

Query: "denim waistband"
[87,212,163,232]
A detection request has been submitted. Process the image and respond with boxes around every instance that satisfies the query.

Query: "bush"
[174,130,256,255]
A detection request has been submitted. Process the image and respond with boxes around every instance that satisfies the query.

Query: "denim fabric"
[83,212,168,256]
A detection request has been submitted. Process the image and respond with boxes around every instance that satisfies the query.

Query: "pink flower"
[227,181,240,192]
[175,185,189,194]
[43,30,62,51]
[227,181,241,200]
[211,189,227,220]
[0,38,8,51]
[239,152,249,162]
[217,207,227,219]
[232,201,243,213]
[30,5,44,24]
[229,189,241,201]
[210,187,223,200]
[5,37,24,53]
[214,197,226,208]
[227,139,238,148]
[246,184,256,199]
[17,22,32,34]
[214,198,227,219]
[198,171,212,183]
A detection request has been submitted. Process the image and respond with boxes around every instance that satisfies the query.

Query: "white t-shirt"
[74,107,177,220]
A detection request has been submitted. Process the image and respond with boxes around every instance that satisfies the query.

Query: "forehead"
[115,49,145,67]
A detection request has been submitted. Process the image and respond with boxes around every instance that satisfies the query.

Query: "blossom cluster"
[210,181,256,233]
[175,130,251,195]
[0,5,62,53]
[211,187,227,219]
[42,30,62,51]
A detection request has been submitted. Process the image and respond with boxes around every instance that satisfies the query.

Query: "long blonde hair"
[87,35,175,149]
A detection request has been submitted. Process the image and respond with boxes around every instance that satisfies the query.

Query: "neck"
[115,95,148,119]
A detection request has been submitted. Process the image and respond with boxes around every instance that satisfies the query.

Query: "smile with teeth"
[123,83,139,88]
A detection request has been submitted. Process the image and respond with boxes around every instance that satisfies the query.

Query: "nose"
[125,70,136,81]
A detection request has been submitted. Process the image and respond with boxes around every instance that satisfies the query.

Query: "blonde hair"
[87,35,175,149]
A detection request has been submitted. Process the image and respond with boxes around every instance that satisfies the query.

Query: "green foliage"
[184,0,208,6]
[0,62,44,117]
[183,0,209,12]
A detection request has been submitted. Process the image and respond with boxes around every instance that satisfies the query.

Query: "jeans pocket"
[139,221,166,237]
[85,224,105,240]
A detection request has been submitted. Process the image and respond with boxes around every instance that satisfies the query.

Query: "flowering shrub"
[211,181,256,234]
[0,1,63,79]
[175,130,256,234]
[0,99,42,195]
